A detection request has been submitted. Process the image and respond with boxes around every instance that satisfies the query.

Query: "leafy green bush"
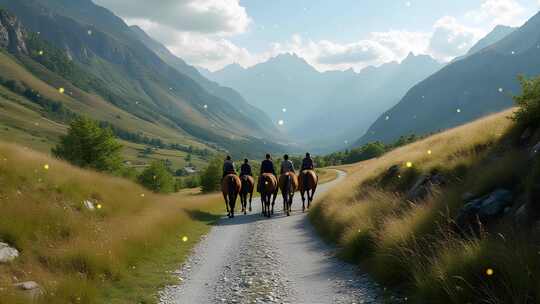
[513,75,540,128]
[52,117,123,172]
[200,157,222,193]
[138,161,176,193]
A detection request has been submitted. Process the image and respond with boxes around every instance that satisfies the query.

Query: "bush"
[52,117,123,172]
[138,161,176,193]
[513,75,540,128]
[200,157,222,193]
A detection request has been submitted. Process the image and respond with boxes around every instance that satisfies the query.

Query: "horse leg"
[249,190,253,212]
[223,193,231,217]
[300,190,306,212]
[308,188,317,209]
[230,194,236,218]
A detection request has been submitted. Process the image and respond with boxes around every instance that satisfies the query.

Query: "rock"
[0,9,28,54]
[387,165,400,177]
[514,203,529,226]
[14,281,43,299]
[456,189,513,233]
[0,242,19,263]
[521,127,533,143]
[83,200,95,210]
[406,172,446,201]
[530,141,540,158]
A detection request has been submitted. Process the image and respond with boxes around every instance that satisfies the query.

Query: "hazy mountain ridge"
[207,52,442,152]
[356,13,540,146]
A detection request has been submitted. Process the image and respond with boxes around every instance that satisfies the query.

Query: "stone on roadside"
[0,242,19,263]
[13,281,43,299]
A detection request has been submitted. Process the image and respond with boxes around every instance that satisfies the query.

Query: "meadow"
[310,109,540,303]
[0,141,223,303]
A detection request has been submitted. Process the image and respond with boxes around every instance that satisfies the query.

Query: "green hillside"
[0,1,289,157]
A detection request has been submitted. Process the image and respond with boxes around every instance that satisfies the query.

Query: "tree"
[200,157,222,193]
[52,117,122,172]
[138,161,175,193]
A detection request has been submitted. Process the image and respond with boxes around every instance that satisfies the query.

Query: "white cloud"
[427,16,484,61]
[93,0,250,36]
[95,0,535,72]
[465,0,526,27]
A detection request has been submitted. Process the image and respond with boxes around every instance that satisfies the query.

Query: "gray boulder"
[406,172,446,201]
[456,189,513,233]
[530,141,540,158]
[0,242,19,263]
[14,281,43,299]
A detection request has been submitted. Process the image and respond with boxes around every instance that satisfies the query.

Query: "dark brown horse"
[259,173,278,217]
[240,175,254,214]
[279,172,298,216]
[222,174,241,218]
[298,170,318,212]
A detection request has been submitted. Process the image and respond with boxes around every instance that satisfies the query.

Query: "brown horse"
[222,174,241,218]
[240,175,254,214]
[298,170,318,212]
[279,172,298,216]
[259,173,278,217]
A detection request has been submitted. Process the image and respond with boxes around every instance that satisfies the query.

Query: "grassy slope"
[309,109,540,303]
[0,50,210,149]
[0,54,209,170]
[0,141,223,303]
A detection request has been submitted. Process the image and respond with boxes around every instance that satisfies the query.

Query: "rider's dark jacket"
[260,159,276,175]
[240,163,252,176]
[301,157,314,171]
[223,160,236,177]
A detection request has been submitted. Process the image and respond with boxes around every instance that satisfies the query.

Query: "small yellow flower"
[406,161,413,168]
[43,164,49,170]
[181,236,188,242]
[486,268,494,276]
[58,87,65,94]
[427,150,432,155]
[97,204,102,209]
[140,193,145,197]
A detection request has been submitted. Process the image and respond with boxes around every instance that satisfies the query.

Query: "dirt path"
[159,171,382,304]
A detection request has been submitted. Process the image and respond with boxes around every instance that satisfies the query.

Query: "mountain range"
[0,0,286,156]
[356,15,538,146]
[205,52,442,152]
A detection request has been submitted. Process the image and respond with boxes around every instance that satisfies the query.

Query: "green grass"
[0,141,223,303]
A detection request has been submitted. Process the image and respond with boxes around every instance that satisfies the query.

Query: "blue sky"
[94,0,540,71]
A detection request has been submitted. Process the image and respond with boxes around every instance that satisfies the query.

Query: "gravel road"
[159,171,383,304]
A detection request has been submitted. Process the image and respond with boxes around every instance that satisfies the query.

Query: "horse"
[259,173,278,218]
[278,172,298,216]
[298,170,318,212]
[239,175,254,214]
[222,174,242,218]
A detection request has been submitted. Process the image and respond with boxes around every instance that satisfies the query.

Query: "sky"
[92,0,540,72]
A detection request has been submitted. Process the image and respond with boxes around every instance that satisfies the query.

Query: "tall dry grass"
[0,141,222,303]
[310,109,540,302]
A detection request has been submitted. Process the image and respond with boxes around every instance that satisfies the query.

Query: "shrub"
[200,157,222,193]
[52,117,123,172]
[513,75,540,128]
[138,161,176,193]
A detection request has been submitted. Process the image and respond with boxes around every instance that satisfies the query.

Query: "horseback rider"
[258,153,276,192]
[240,158,252,177]
[301,153,314,171]
[280,154,295,175]
[300,152,314,187]
[222,155,236,178]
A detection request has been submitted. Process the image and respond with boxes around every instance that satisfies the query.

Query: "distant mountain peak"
[466,24,516,55]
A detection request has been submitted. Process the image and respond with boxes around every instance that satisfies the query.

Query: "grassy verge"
[0,141,223,303]
[309,109,540,302]
[316,168,339,184]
